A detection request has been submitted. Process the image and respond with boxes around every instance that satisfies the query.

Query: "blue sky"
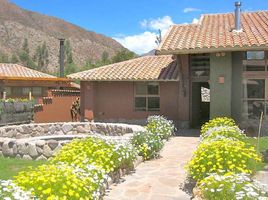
[11,0,268,54]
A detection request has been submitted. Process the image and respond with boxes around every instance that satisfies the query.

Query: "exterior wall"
[34,90,80,123]
[231,52,244,122]
[177,55,190,128]
[82,81,180,126]
[210,52,232,118]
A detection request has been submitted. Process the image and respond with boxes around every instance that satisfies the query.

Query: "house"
[0,63,78,99]
[69,3,268,133]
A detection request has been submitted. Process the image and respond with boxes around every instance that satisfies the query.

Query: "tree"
[111,50,136,63]
[101,51,110,65]
[33,41,49,71]
[10,54,19,63]
[155,29,162,45]
[19,38,36,69]
[0,52,9,63]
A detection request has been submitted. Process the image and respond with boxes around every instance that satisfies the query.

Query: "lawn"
[0,156,46,180]
[246,137,268,171]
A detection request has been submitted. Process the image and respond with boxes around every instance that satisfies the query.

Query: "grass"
[246,137,268,171]
[0,156,46,180]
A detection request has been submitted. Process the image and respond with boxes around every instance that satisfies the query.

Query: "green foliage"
[0,52,10,63]
[200,117,236,135]
[132,131,164,160]
[19,38,37,69]
[10,54,19,63]
[199,173,268,200]
[14,163,105,200]
[186,138,262,182]
[111,50,136,63]
[52,137,136,173]
[147,115,175,140]
[201,126,247,142]
[33,41,49,71]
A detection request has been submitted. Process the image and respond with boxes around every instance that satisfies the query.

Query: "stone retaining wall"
[0,122,145,160]
[0,122,144,139]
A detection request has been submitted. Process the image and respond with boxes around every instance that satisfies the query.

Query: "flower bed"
[0,115,175,199]
[188,117,268,199]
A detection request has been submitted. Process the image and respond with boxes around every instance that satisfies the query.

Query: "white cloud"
[192,18,199,24]
[140,16,174,31]
[183,7,202,13]
[114,31,157,55]
[114,16,174,55]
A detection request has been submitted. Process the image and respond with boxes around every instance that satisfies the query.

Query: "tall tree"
[10,54,19,63]
[19,38,36,69]
[33,41,49,71]
[0,52,9,63]
[111,50,136,63]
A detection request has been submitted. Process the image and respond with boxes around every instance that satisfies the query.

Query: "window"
[190,54,210,77]
[135,82,160,111]
[22,87,31,95]
[244,51,266,71]
[246,51,265,60]
[4,87,11,96]
[242,79,267,119]
[32,87,42,96]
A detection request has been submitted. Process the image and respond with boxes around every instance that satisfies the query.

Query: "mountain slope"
[0,0,127,72]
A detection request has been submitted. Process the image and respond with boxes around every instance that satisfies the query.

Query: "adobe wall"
[81,81,180,126]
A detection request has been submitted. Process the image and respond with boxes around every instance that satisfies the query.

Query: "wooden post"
[29,91,32,101]
[3,91,6,100]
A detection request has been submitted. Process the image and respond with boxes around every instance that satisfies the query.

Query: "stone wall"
[0,122,144,139]
[0,122,145,160]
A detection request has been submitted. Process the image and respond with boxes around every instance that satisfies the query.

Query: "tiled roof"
[0,63,56,79]
[156,11,268,54]
[68,55,179,81]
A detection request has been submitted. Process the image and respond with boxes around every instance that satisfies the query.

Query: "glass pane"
[136,83,147,95]
[148,97,160,111]
[22,87,31,95]
[135,97,146,111]
[242,100,264,119]
[148,82,159,95]
[244,79,265,99]
[12,87,22,96]
[32,87,42,96]
[247,51,265,60]
[4,87,11,96]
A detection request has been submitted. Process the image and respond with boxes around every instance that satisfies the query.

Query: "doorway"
[191,82,210,128]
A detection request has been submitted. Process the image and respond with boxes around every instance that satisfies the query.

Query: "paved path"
[104,137,199,200]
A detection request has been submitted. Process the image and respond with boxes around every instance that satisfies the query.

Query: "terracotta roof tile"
[68,55,179,81]
[157,11,268,54]
[0,63,56,79]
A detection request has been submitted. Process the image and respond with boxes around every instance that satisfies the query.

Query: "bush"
[14,163,106,200]
[132,131,164,160]
[52,137,136,173]
[186,138,262,181]
[201,126,247,142]
[147,115,175,140]
[199,173,268,200]
[0,179,34,200]
[201,117,236,135]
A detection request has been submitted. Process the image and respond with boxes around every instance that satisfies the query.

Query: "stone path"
[104,136,199,200]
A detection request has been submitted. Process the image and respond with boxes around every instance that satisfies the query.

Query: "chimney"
[234,2,242,31]
[59,38,65,77]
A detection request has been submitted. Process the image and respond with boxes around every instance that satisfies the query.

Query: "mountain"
[142,49,156,56]
[0,0,128,73]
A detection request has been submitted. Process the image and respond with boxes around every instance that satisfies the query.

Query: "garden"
[187,117,268,200]
[0,115,175,200]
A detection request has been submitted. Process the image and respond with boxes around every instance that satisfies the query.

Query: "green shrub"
[52,137,136,173]
[186,138,262,182]
[147,115,175,140]
[201,117,236,135]
[201,126,247,142]
[14,163,106,200]
[199,173,268,200]
[132,131,164,160]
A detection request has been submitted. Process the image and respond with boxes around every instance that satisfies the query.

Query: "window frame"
[134,82,160,112]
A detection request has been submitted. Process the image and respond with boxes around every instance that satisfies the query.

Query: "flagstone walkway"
[104,136,199,200]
